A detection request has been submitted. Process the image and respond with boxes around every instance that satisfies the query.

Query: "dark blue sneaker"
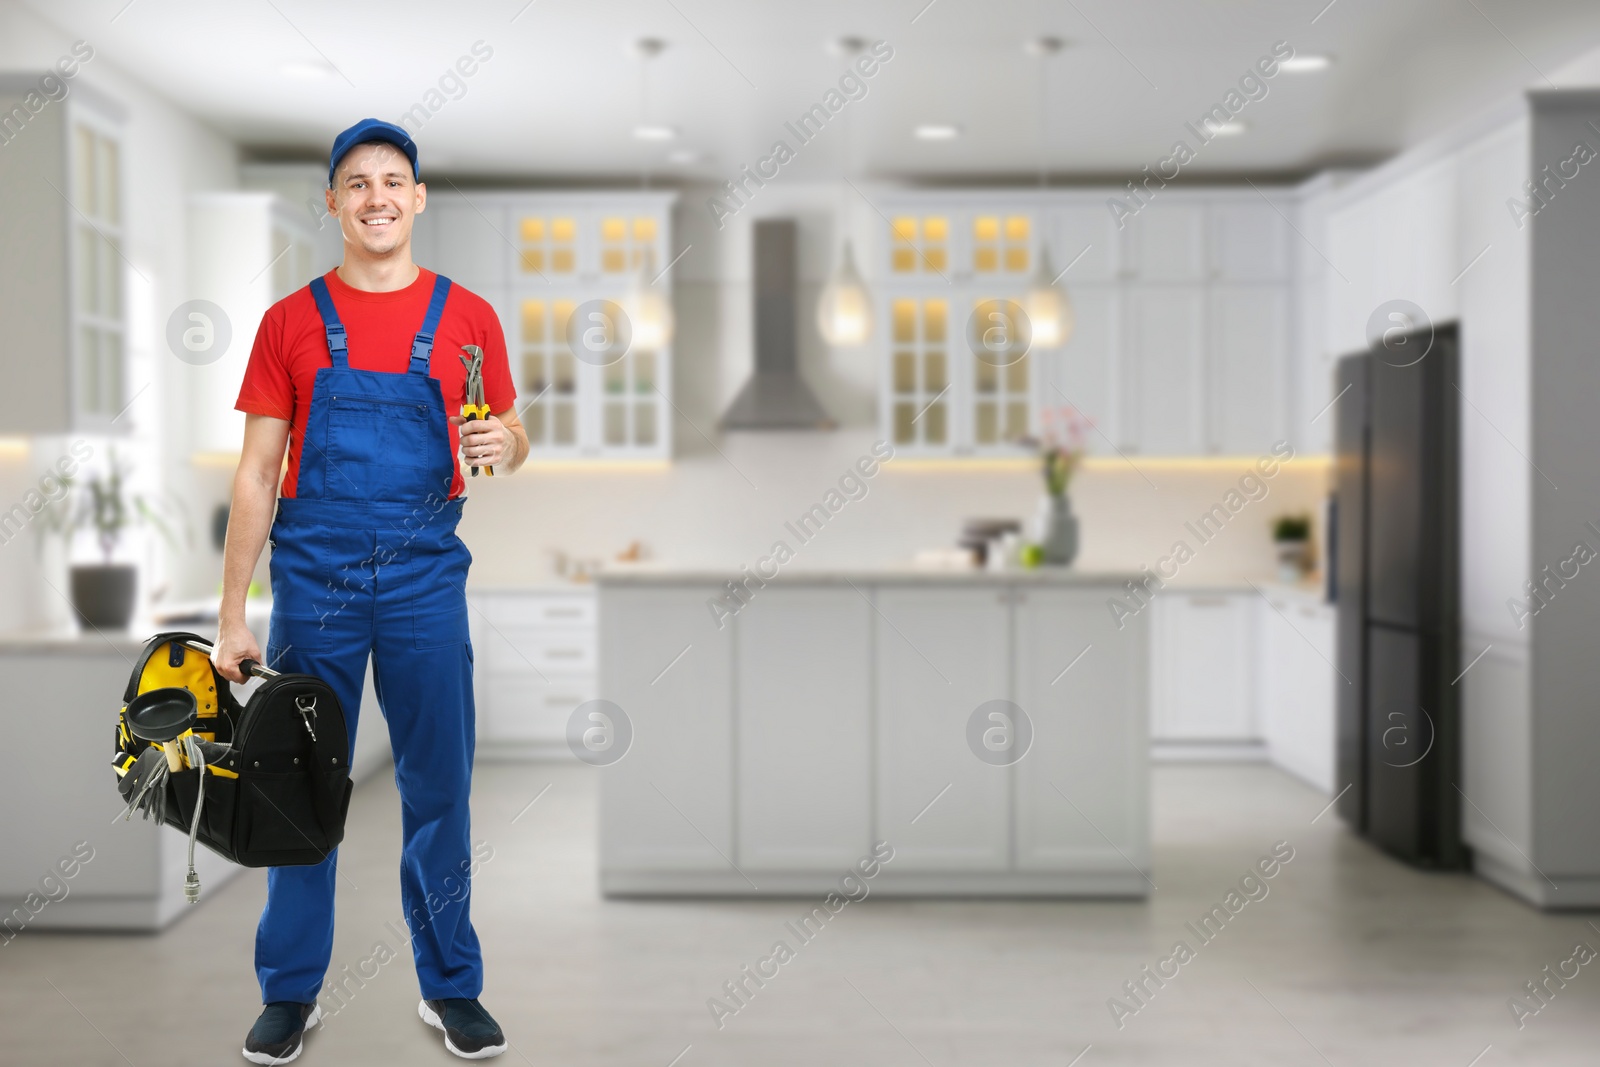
[243,1001,319,1064]
[419,998,507,1059]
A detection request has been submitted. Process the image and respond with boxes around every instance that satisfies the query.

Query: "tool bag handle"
[178,639,279,681]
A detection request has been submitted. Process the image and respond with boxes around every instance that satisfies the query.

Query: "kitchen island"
[595,568,1150,897]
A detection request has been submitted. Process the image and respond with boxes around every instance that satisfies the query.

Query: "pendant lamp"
[1024,35,1073,350]
[622,38,674,353]
[1025,247,1074,348]
[817,240,873,346]
[817,38,873,349]
[626,249,674,352]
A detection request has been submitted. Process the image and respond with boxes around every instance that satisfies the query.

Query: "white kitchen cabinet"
[1150,591,1256,742]
[423,195,508,294]
[1046,201,1121,283]
[469,588,597,756]
[1047,284,1119,452]
[1208,284,1289,454]
[1255,589,1337,791]
[875,586,1011,872]
[239,162,345,281]
[597,573,1151,896]
[0,78,126,434]
[187,193,319,454]
[737,587,872,870]
[1014,588,1149,873]
[1288,171,1357,456]
[598,583,733,874]
[882,205,1038,283]
[876,190,1293,458]
[884,288,1037,455]
[1209,201,1290,282]
[1121,286,1205,453]
[1120,202,1207,281]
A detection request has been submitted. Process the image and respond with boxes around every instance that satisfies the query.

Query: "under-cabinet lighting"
[1280,54,1333,73]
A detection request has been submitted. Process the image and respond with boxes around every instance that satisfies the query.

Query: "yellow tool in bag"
[113,632,353,903]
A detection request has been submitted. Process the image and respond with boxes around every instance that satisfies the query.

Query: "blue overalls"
[255,273,483,1005]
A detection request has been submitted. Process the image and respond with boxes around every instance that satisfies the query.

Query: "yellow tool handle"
[460,404,495,477]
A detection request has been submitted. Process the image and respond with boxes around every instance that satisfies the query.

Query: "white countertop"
[0,601,272,654]
[468,582,597,595]
[594,564,1144,585]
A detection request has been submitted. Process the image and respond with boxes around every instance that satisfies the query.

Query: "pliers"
[459,344,494,477]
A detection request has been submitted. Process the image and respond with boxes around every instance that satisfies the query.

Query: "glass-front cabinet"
[416,191,676,461]
[881,198,1043,456]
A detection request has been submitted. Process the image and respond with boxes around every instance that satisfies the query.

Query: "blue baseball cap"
[328,118,420,186]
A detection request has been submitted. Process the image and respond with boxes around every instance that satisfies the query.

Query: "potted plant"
[1030,406,1091,566]
[42,449,180,629]
[1272,513,1313,583]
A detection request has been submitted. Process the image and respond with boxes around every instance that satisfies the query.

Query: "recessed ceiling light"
[828,36,869,58]
[280,60,334,81]
[914,124,961,141]
[1280,53,1333,72]
[633,125,677,142]
[666,148,702,165]
[1024,36,1066,57]
[1212,120,1249,136]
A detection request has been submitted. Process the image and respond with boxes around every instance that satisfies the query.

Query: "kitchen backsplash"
[455,428,1330,586]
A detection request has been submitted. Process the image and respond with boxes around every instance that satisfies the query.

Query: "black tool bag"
[113,632,354,868]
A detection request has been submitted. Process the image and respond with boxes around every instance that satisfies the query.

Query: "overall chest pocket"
[324,395,439,501]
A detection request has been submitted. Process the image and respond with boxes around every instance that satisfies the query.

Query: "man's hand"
[451,412,509,470]
[451,408,528,473]
[212,615,263,685]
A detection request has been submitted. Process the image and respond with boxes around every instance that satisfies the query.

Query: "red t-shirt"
[236,267,514,499]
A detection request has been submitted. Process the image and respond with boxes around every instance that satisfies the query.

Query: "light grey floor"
[6,761,1599,1066]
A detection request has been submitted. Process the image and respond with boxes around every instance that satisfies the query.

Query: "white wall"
[456,431,1330,586]
[0,0,239,624]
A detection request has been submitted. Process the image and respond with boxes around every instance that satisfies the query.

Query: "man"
[213,118,528,1064]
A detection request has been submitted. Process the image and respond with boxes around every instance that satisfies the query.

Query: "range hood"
[721,218,837,431]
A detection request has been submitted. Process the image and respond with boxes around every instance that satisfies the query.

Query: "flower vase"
[1275,539,1310,583]
[1036,494,1079,566]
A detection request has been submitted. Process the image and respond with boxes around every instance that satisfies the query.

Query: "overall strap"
[307,276,348,368]
[409,274,453,375]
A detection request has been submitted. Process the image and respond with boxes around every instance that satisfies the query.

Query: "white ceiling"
[25,0,1600,182]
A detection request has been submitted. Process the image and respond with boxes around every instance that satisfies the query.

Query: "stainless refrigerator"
[1332,322,1465,868]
